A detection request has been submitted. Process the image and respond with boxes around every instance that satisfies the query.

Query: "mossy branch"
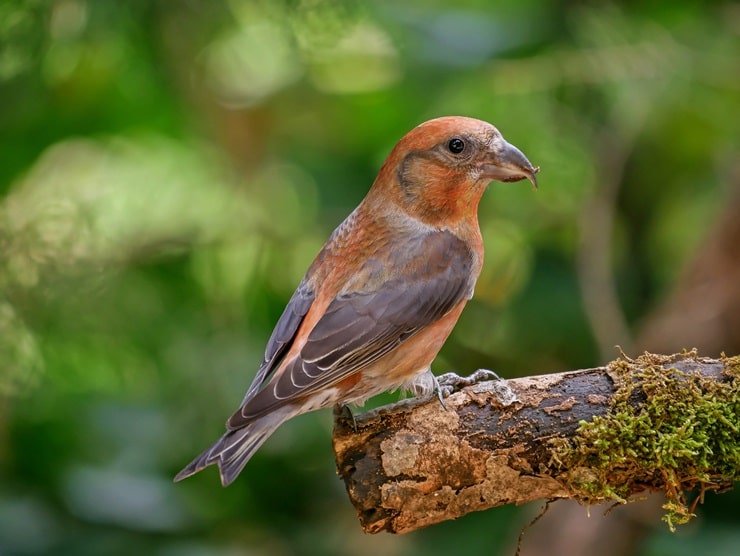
[332,351,739,534]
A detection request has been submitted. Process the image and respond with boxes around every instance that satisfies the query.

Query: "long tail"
[174,410,291,486]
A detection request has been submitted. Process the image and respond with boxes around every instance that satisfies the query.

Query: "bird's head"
[371,116,539,226]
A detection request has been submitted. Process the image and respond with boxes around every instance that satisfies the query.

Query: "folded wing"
[230,229,475,425]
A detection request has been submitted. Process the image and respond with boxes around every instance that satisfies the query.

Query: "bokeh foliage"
[0,1,738,554]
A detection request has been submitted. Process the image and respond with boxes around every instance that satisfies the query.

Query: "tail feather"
[174,412,288,486]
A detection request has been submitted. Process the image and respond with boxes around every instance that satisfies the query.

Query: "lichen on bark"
[333,352,738,534]
[551,350,739,530]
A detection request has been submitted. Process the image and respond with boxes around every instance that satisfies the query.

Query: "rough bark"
[332,352,738,534]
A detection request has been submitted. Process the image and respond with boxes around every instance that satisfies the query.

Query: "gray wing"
[240,280,315,403]
[230,230,475,424]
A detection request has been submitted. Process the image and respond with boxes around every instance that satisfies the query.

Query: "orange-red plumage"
[175,116,538,486]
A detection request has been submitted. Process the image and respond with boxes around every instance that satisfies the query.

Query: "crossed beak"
[481,139,540,190]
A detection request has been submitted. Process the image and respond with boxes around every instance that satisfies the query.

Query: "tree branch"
[332,351,739,534]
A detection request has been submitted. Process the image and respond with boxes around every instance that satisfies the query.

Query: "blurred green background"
[1,1,738,555]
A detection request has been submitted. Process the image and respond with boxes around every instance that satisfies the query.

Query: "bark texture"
[332,352,738,534]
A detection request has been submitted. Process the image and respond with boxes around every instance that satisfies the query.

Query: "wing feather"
[234,229,476,421]
[240,281,315,403]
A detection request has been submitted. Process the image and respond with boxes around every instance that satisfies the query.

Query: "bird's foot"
[333,403,358,432]
[405,368,502,411]
[435,369,502,399]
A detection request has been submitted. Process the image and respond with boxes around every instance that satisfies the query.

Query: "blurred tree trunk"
[638,187,740,356]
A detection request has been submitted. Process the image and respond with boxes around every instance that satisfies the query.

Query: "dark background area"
[0,1,738,554]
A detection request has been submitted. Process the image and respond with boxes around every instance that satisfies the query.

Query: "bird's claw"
[435,369,501,399]
[334,403,358,432]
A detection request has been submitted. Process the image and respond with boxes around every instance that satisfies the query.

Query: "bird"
[174,116,539,486]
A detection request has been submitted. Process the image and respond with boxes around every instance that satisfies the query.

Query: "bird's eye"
[447,137,465,154]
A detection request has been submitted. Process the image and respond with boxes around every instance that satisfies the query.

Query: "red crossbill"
[175,116,538,486]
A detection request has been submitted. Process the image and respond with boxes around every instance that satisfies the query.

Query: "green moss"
[552,351,739,530]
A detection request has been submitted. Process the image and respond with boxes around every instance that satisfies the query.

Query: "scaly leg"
[435,369,501,399]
